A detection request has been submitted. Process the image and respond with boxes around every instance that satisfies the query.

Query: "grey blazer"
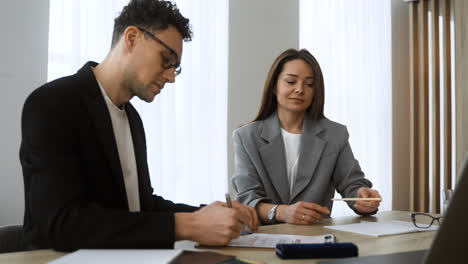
[231,112,373,215]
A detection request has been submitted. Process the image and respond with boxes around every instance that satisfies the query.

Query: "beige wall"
[455,0,468,177]
[0,0,50,225]
[392,0,411,211]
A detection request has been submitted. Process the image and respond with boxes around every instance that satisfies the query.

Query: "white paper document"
[227,233,334,248]
[48,249,183,264]
[324,220,439,237]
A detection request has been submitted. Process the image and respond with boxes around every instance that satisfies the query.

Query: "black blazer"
[19,62,198,251]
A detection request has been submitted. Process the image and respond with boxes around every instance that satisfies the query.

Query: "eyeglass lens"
[138,27,181,76]
[412,214,442,228]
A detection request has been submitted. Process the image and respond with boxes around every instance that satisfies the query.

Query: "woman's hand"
[353,187,381,213]
[276,201,330,225]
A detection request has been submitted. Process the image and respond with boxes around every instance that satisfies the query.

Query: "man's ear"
[122,26,139,52]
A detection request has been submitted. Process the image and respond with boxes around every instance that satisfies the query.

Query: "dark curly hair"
[111,0,192,48]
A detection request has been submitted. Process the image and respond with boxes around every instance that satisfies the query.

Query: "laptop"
[319,154,468,264]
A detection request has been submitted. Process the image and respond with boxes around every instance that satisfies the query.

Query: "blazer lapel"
[80,63,128,208]
[259,113,290,204]
[290,117,326,202]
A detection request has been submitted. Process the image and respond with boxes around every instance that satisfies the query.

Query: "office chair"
[0,225,25,253]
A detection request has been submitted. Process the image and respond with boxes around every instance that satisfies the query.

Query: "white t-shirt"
[281,128,301,196]
[97,81,141,212]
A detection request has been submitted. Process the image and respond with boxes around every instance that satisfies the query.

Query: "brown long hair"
[252,48,325,122]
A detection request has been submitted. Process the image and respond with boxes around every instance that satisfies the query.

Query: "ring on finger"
[302,214,305,221]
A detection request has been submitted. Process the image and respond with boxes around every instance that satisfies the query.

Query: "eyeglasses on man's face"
[137,27,182,77]
[410,213,443,228]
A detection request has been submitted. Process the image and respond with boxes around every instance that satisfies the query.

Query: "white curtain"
[300,0,392,217]
[48,0,229,206]
[48,0,129,81]
[131,1,229,206]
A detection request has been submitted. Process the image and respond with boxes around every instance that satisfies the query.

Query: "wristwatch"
[268,204,279,223]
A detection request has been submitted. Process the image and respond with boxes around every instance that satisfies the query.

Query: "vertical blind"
[407,0,455,214]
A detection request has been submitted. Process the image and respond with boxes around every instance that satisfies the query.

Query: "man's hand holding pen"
[225,194,258,234]
[174,197,258,246]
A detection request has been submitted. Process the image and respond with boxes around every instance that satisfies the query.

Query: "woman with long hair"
[231,49,381,224]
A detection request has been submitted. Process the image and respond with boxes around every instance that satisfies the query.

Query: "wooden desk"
[0,211,436,264]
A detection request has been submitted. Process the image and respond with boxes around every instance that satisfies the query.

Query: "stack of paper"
[227,233,334,248]
[324,220,438,237]
[49,249,184,264]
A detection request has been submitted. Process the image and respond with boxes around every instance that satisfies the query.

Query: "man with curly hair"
[20,0,257,251]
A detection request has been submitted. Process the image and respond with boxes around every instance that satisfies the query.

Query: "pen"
[225,193,252,235]
[331,198,382,201]
[225,193,233,208]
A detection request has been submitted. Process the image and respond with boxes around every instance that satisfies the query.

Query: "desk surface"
[0,211,436,264]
